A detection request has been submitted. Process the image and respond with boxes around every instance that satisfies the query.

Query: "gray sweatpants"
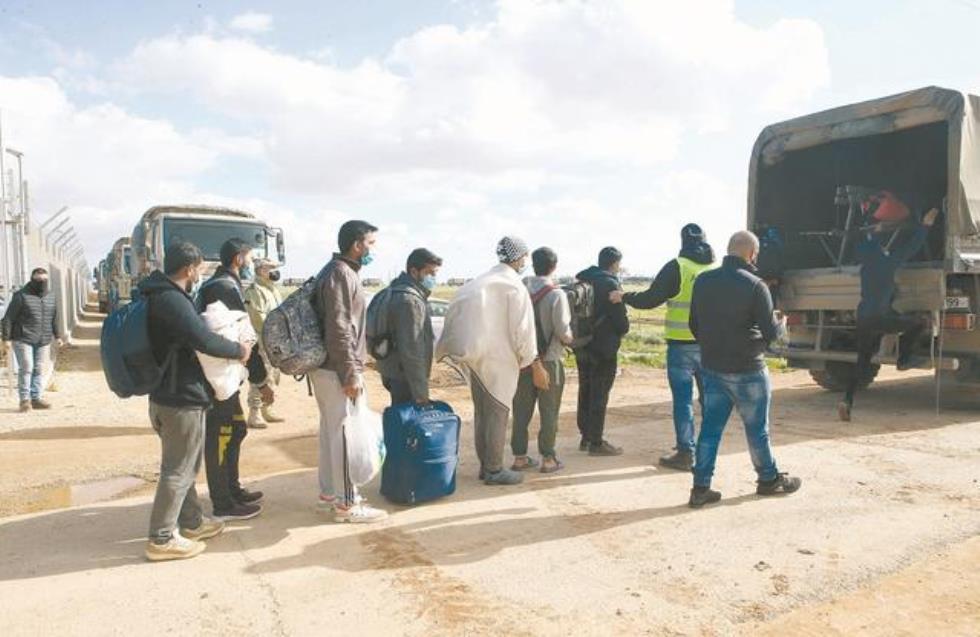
[148,401,206,543]
[469,373,510,474]
[310,368,358,505]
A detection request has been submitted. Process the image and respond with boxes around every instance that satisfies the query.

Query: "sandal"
[540,457,564,474]
[510,456,540,471]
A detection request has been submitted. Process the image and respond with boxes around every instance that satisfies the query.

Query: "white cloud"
[229,12,274,34]
[119,0,828,199]
[4,0,831,277]
[0,76,264,266]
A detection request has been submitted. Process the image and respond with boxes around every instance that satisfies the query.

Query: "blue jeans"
[693,368,779,488]
[667,343,702,454]
[12,342,50,402]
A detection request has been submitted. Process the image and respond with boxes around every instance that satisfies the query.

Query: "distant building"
[447,277,468,287]
[362,278,384,288]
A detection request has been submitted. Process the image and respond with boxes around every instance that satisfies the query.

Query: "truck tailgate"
[778,267,945,312]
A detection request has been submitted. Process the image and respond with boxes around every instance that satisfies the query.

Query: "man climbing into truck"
[838,200,940,422]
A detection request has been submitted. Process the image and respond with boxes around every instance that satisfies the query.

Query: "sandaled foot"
[510,456,540,471]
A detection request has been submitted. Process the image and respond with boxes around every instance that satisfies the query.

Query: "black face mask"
[29,279,49,295]
[268,270,281,282]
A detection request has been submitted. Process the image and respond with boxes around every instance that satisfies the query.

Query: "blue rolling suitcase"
[381,401,461,505]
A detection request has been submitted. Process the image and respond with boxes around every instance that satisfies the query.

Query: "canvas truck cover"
[748,86,980,239]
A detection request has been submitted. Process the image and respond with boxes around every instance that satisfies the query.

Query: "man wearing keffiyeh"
[437,236,550,485]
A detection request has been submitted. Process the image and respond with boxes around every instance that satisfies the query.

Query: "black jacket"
[139,271,242,408]
[576,266,629,359]
[689,256,781,374]
[856,224,929,321]
[623,242,714,344]
[196,266,268,386]
[376,272,434,402]
[1,285,61,346]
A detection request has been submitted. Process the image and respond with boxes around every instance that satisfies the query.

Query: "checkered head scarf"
[496,236,529,263]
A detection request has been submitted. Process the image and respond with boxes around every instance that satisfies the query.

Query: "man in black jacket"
[197,238,274,521]
[139,242,251,561]
[687,231,801,508]
[376,248,443,406]
[611,223,715,470]
[2,268,64,412]
[575,247,630,456]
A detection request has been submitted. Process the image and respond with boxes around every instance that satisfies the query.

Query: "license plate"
[944,296,971,310]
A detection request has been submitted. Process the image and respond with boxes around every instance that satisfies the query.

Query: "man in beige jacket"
[244,258,285,428]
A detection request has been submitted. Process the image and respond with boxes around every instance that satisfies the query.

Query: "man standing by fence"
[1,268,64,412]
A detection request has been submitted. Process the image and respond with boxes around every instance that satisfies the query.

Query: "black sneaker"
[578,437,589,452]
[213,502,262,521]
[234,489,264,505]
[756,473,802,496]
[588,440,624,456]
[658,450,693,471]
[689,486,722,508]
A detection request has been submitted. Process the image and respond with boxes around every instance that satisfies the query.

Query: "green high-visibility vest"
[664,257,715,341]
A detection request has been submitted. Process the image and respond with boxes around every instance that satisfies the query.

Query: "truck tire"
[809,362,880,392]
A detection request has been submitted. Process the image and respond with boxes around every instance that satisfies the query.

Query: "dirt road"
[1,307,978,636]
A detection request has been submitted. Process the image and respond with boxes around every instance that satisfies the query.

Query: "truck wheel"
[809,362,880,392]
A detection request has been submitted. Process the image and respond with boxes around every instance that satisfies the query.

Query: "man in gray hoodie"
[377,248,443,405]
[511,247,573,474]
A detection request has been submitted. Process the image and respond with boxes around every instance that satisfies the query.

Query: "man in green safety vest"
[610,224,715,470]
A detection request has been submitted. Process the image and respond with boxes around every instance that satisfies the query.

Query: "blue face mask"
[240,265,254,281]
[360,252,374,267]
[421,274,437,290]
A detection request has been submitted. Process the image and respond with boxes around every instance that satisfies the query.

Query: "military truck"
[749,87,980,391]
[129,205,285,287]
[105,237,133,312]
[95,259,109,313]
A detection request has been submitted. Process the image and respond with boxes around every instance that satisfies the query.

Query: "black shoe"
[689,486,722,508]
[658,450,693,471]
[578,438,589,452]
[213,502,262,521]
[234,489,264,505]
[588,440,624,456]
[756,473,802,496]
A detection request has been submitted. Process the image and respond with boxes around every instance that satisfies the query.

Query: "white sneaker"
[315,495,337,515]
[247,408,268,429]
[181,517,226,542]
[333,502,388,524]
[145,531,206,562]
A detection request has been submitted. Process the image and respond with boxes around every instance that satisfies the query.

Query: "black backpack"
[100,298,174,398]
[562,280,600,349]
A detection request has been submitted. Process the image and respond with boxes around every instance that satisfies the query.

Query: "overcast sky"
[1,0,978,279]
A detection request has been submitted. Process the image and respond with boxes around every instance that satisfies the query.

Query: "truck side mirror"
[275,228,285,265]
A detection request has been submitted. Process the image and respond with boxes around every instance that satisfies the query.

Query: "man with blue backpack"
[135,242,253,561]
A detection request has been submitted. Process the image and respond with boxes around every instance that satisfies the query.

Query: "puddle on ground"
[31,476,148,511]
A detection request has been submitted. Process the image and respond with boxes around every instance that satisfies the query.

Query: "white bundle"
[197,300,257,401]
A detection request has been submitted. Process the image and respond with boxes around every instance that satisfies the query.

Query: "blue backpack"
[100,298,174,398]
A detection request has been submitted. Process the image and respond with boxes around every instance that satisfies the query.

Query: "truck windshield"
[163,219,269,261]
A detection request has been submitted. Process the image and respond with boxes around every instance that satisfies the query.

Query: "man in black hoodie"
[575,247,630,456]
[197,238,274,521]
[138,242,251,561]
[2,267,64,412]
[611,224,715,470]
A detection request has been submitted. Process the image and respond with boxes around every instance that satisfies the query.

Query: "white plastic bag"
[343,394,386,486]
[197,301,256,401]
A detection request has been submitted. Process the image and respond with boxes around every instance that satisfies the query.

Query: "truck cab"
[96,259,109,313]
[130,205,286,288]
[749,86,980,390]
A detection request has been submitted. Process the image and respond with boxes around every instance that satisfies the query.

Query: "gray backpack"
[262,273,327,376]
[365,286,395,360]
